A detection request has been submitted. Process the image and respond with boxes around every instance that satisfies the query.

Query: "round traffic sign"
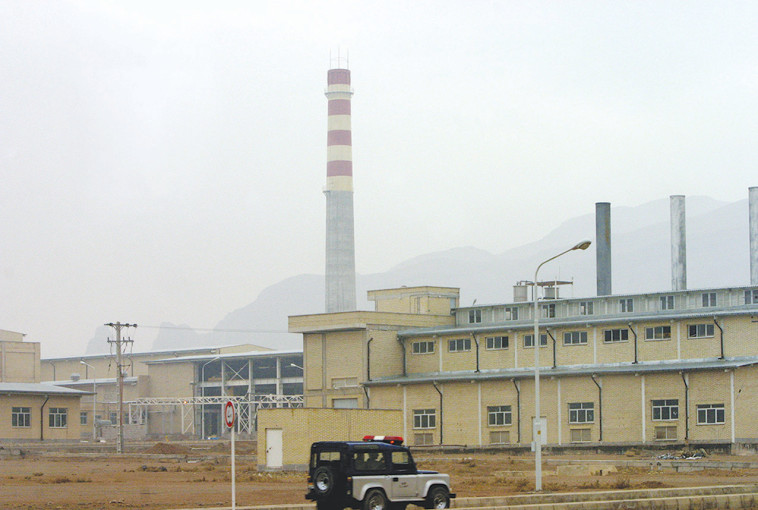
[224,400,235,428]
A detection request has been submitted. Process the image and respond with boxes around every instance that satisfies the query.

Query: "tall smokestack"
[670,195,687,291]
[324,63,357,312]
[750,187,758,285]
[596,202,612,296]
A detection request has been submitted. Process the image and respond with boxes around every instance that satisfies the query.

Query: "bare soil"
[2,443,758,509]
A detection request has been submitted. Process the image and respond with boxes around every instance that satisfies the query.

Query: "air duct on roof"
[670,195,687,291]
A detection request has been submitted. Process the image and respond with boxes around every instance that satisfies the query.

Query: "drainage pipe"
[511,379,521,444]
[366,337,373,381]
[432,381,443,445]
[681,372,689,441]
[40,395,49,441]
[628,323,638,364]
[590,374,602,442]
[714,318,724,360]
[546,329,557,368]
[397,337,407,376]
[472,333,480,373]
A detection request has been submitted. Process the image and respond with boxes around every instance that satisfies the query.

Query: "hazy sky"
[2,1,757,358]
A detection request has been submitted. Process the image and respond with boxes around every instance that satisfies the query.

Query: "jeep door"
[389,450,419,499]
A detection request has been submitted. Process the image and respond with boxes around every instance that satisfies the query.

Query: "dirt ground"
[2,442,758,509]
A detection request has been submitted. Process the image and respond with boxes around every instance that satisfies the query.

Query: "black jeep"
[305,436,455,510]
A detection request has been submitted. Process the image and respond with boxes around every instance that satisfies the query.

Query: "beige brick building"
[0,329,86,441]
[290,286,758,450]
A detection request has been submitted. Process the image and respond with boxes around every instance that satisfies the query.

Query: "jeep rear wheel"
[362,488,389,510]
[426,486,450,509]
[312,466,336,497]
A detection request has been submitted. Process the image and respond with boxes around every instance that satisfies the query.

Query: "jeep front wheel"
[362,488,389,510]
[426,486,450,509]
[312,466,336,497]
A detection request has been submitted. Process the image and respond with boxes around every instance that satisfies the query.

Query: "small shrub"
[32,472,43,477]
[611,477,631,489]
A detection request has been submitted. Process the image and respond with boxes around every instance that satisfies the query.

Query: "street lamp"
[80,361,96,441]
[533,239,591,491]
[200,356,221,439]
[290,363,303,370]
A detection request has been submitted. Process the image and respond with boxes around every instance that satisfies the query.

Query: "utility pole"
[106,322,137,454]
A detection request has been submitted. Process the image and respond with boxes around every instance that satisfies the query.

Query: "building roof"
[42,377,139,386]
[145,349,302,365]
[364,356,758,386]
[399,305,758,337]
[0,382,91,396]
[41,343,268,362]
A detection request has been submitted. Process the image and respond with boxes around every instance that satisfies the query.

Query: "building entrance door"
[266,428,283,468]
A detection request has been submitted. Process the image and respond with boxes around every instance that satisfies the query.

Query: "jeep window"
[352,451,386,472]
[311,450,340,468]
[391,450,414,474]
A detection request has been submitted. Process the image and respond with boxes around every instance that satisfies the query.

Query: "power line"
[138,324,291,334]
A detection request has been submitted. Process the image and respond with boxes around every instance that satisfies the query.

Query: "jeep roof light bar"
[363,435,403,445]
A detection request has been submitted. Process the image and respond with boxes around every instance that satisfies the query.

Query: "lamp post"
[290,363,303,370]
[80,361,96,441]
[200,356,221,439]
[533,240,591,491]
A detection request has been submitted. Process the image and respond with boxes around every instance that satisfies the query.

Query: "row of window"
[413,323,716,354]
[411,401,725,430]
[468,290,758,324]
[11,407,68,428]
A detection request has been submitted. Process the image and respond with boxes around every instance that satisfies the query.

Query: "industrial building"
[287,189,758,452]
[0,329,86,441]
[41,345,303,440]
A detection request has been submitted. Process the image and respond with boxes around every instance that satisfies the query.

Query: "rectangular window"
[80,412,88,425]
[414,433,434,446]
[485,336,508,350]
[579,301,594,316]
[541,303,556,318]
[620,298,634,313]
[413,409,436,429]
[688,324,715,339]
[563,331,588,345]
[654,426,677,441]
[332,377,359,389]
[12,407,31,428]
[487,405,512,426]
[489,430,510,444]
[745,289,758,304]
[697,404,725,425]
[570,428,591,443]
[652,399,679,421]
[448,338,471,352]
[568,402,594,423]
[504,307,519,321]
[49,408,68,428]
[110,411,118,424]
[523,334,548,348]
[702,292,717,307]
[604,328,629,343]
[660,295,674,310]
[332,398,359,409]
[468,310,481,324]
[412,340,435,354]
[645,326,671,341]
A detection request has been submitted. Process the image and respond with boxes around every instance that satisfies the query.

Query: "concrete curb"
[164,484,758,510]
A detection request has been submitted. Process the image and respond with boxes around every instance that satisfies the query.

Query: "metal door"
[265,428,283,468]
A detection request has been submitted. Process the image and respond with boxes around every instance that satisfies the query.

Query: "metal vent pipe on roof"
[595,202,612,296]
[750,186,758,285]
[670,195,687,291]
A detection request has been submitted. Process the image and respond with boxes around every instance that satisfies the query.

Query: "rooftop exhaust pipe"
[670,195,687,291]
[750,186,758,286]
[596,202,611,296]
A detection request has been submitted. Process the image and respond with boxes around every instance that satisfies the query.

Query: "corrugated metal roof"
[145,349,302,364]
[41,377,139,386]
[41,343,268,362]
[364,356,758,386]
[0,382,91,395]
